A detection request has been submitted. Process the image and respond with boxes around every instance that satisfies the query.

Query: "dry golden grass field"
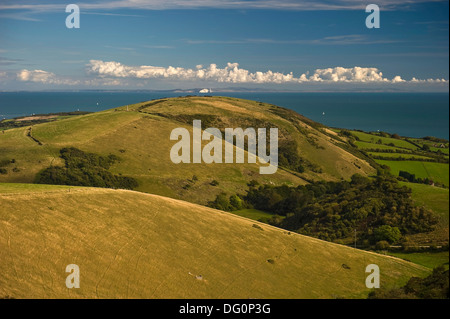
[0,183,428,299]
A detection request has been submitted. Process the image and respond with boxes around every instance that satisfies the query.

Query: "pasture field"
[376,160,449,187]
[398,182,449,247]
[403,182,449,224]
[389,251,449,271]
[350,131,418,150]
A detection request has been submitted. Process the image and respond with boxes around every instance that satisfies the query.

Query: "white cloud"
[16,69,125,86]
[17,69,80,85]
[87,60,448,84]
[14,62,448,88]
[392,75,406,83]
[307,67,388,82]
[88,60,298,83]
[411,77,448,83]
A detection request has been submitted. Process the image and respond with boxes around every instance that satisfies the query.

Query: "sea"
[0,91,448,139]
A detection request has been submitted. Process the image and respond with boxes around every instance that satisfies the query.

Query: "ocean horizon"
[0,91,448,139]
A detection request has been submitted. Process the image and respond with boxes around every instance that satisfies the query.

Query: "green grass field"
[351,131,418,150]
[389,251,449,270]
[403,182,449,225]
[431,147,449,155]
[398,182,449,248]
[0,183,429,299]
[376,160,449,187]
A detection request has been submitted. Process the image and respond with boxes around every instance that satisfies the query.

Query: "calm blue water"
[0,91,448,139]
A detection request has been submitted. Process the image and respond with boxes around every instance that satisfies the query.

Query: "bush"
[208,193,230,211]
[0,168,7,174]
[373,225,402,244]
[375,240,390,250]
[229,194,243,210]
[252,224,264,231]
[351,173,370,185]
[0,159,11,167]
[399,170,416,183]
[248,180,260,188]
[210,180,219,186]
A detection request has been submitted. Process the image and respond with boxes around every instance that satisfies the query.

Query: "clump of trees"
[278,141,305,173]
[35,147,138,189]
[210,174,438,245]
[368,266,449,299]
[265,175,437,243]
[208,193,245,211]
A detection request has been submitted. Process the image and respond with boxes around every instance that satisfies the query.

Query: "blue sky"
[0,0,448,91]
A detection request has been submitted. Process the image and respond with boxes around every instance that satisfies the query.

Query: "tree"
[373,225,402,243]
[375,240,390,250]
[210,180,219,186]
[209,193,230,211]
[399,170,416,183]
[229,195,243,210]
[351,173,370,185]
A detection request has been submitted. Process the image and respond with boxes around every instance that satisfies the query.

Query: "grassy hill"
[0,183,428,299]
[0,96,375,205]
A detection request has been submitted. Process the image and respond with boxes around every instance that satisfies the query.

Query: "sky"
[0,0,448,91]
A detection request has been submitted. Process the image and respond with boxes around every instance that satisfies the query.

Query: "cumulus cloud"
[307,67,388,82]
[16,69,126,86]
[87,60,448,84]
[88,60,298,83]
[411,77,448,83]
[15,62,448,87]
[17,69,80,85]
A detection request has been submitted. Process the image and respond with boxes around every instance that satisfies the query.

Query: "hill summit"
[0,96,375,205]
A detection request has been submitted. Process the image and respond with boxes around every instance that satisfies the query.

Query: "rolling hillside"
[0,183,428,299]
[0,96,375,205]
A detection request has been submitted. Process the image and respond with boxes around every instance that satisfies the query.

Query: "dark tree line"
[210,174,438,245]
